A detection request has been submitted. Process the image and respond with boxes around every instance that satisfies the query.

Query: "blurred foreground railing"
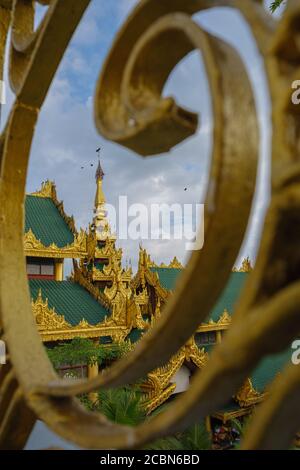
[0,0,300,449]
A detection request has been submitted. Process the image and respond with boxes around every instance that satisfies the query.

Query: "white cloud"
[1,2,274,273]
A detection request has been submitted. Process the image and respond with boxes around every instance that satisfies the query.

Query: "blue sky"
[3,0,286,271]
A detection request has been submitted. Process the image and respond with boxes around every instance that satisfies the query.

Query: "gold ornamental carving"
[235,379,262,408]
[24,228,88,258]
[32,289,71,331]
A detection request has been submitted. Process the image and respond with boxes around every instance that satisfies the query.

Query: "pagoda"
[24,164,291,440]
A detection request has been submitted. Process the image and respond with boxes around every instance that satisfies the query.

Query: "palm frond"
[270,0,285,12]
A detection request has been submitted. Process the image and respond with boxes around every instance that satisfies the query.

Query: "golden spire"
[95,160,106,208]
[93,158,115,242]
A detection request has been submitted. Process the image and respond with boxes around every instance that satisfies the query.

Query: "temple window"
[26,257,55,279]
[100,336,112,345]
[196,331,217,346]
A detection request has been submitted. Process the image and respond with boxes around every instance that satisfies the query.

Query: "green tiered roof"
[209,272,248,322]
[150,267,182,291]
[29,280,110,326]
[25,195,74,248]
[126,328,145,343]
[150,267,248,322]
[251,348,292,393]
[128,272,248,344]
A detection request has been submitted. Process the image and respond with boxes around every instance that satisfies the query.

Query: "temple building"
[24,160,291,444]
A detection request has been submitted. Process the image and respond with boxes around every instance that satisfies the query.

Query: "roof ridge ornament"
[235,378,261,408]
[233,257,253,273]
[30,180,77,235]
[24,228,87,258]
[164,257,184,269]
[31,180,56,199]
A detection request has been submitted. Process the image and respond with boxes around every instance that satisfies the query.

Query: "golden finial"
[31,180,56,199]
[233,257,253,272]
[95,159,105,181]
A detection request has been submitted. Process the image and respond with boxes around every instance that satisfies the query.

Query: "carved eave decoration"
[124,297,147,330]
[138,247,157,269]
[212,407,253,424]
[40,323,131,343]
[144,339,209,414]
[100,264,135,331]
[24,228,88,258]
[122,266,133,282]
[185,338,209,369]
[132,266,170,301]
[94,240,122,261]
[145,269,169,299]
[144,384,176,415]
[197,309,232,332]
[104,277,132,303]
[30,180,77,234]
[92,267,114,282]
[235,378,263,408]
[133,249,183,300]
[92,263,132,283]
[32,289,71,331]
[147,350,186,394]
[131,271,142,290]
[31,288,130,343]
[128,288,151,329]
[134,287,149,306]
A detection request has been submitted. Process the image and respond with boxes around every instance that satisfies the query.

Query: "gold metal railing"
[0,0,300,449]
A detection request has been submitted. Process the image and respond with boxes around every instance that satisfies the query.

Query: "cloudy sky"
[2,0,285,272]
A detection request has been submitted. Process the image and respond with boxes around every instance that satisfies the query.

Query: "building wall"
[170,365,191,394]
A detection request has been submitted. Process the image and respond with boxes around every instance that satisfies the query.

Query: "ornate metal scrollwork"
[0,0,300,450]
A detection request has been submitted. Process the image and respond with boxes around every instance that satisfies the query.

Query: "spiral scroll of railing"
[0,0,299,450]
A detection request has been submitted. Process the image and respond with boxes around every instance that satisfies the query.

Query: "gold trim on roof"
[31,287,130,343]
[144,383,176,415]
[235,378,263,408]
[24,228,88,258]
[39,325,131,343]
[144,338,209,413]
[159,257,183,269]
[92,259,132,283]
[168,256,183,269]
[197,309,232,332]
[32,289,71,331]
[212,407,253,424]
[94,242,122,261]
[132,248,170,299]
[31,180,56,199]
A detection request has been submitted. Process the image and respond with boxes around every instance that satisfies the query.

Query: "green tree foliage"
[146,423,211,450]
[83,387,211,449]
[96,387,146,426]
[47,337,131,368]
